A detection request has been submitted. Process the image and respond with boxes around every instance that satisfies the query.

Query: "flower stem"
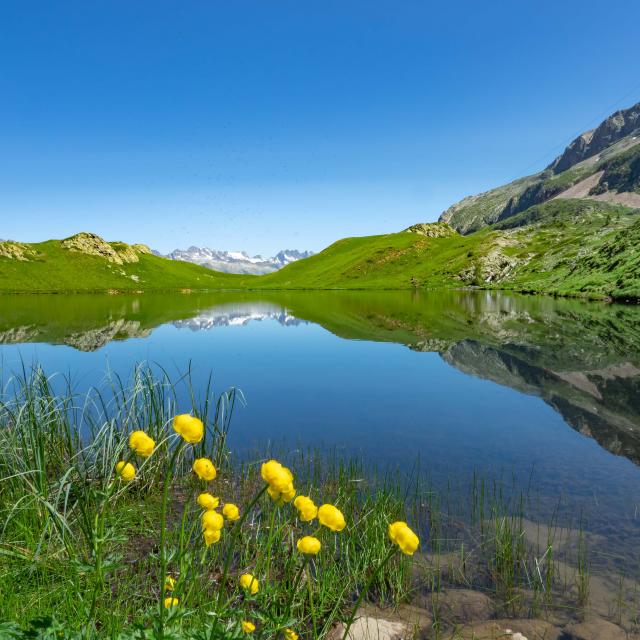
[341,546,398,640]
[306,561,318,639]
[158,438,185,637]
[215,484,268,613]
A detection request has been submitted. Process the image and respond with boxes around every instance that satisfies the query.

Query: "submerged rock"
[563,618,627,640]
[422,588,495,624]
[443,618,562,639]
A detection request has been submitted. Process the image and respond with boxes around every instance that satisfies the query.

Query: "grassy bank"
[0,367,637,638]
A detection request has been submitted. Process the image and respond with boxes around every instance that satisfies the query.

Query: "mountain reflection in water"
[1,290,639,468]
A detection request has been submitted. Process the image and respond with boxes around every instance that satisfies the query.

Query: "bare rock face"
[405,222,458,238]
[457,239,521,285]
[563,618,628,640]
[548,101,640,174]
[61,233,149,265]
[0,241,36,261]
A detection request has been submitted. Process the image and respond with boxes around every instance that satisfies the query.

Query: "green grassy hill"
[261,198,640,299]
[0,233,248,293]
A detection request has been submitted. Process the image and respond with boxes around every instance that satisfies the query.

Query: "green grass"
[0,237,249,293]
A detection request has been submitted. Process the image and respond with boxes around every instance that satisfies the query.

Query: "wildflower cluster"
[109,419,420,637]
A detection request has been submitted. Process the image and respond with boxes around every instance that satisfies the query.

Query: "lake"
[2,289,640,572]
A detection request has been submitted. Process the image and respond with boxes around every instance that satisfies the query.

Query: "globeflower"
[197,492,219,510]
[297,535,321,555]
[192,458,217,481]
[222,502,240,521]
[293,495,318,522]
[164,597,179,608]
[164,576,176,591]
[284,630,299,640]
[115,461,135,482]
[388,521,420,555]
[201,510,224,531]
[241,621,256,634]
[203,528,221,546]
[173,414,204,444]
[261,460,294,491]
[239,573,259,595]
[128,430,155,457]
[318,504,346,532]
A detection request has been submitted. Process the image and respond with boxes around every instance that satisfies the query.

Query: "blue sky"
[1,1,639,255]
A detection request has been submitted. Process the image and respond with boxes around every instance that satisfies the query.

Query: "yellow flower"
[388,521,420,555]
[201,510,224,531]
[261,460,296,504]
[284,630,299,640]
[173,414,204,444]
[296,535,321,555]
[318,504,346,532]
[115,461,135,482]
[163,596,179,608]
[294,495,318,522]
[239,573,259,595]
[203,528,221,546]
[192,458,217,481]
[241,621,256,634]
[197,492,219,510]
[222,503,240,521]
[164,576,176,591]
[128,430,155,457]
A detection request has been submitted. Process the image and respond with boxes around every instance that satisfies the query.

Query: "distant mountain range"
[158,247,314,275]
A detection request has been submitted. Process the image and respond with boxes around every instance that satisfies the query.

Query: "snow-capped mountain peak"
[160,246,313,275]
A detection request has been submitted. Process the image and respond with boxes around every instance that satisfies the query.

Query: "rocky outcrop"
[457,239,521,284]
[0,241,36,261]
[61,233,150,265]
[548,101,640,174]
[405,222,458,238]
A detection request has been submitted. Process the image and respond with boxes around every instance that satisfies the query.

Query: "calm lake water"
[2,289,640,568]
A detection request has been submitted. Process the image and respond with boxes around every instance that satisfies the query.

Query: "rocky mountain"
[440,101,640,233]
[548,101,640,173]
[163,247,313,275]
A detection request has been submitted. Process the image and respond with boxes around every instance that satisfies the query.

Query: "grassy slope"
[256,231,491,289]
[260,199,640,298]
[0,239,250,293]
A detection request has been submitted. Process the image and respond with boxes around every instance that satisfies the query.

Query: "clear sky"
[2,1,640,256]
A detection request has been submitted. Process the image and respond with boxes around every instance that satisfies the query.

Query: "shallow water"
[1,289,640,568]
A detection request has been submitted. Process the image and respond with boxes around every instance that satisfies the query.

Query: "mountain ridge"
[439,101,640,234]
[161,246,313,275]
